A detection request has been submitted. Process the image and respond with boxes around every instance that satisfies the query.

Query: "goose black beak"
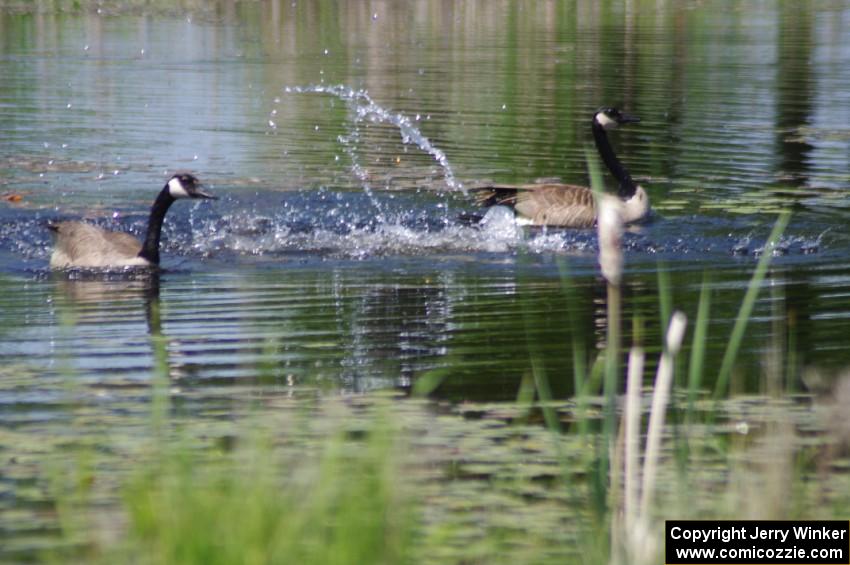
[193,186,218,200]
[618,112,641,125]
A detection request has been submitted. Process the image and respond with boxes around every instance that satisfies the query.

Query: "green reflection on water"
[1,0,846,204]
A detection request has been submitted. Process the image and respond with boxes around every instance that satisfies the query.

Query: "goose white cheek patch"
[595,112,619,129]
[168,177,190,198]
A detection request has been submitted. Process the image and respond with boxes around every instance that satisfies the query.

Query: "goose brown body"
[48,173,215,269]
[49,222,146,268]
[473,108,650,228]
[474,183,599,228]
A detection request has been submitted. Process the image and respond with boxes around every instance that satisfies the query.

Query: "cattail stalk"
[623,346,644,534]
[640,311,687,517]
[598,195,624,558]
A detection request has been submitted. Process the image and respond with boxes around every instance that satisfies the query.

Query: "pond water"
[1,0,850,559]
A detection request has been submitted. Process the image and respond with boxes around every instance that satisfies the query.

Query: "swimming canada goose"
[473,107,649,227]
[48,173,215,269]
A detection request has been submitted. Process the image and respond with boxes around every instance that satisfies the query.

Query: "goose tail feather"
[469,186,520,207]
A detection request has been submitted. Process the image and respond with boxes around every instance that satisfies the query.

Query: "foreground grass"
[112,408,415,565]
[41,384,850,565]
[46,394,602,564]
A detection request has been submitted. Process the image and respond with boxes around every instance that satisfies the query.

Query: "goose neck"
[137,186,176,265]
[592,120,637,199]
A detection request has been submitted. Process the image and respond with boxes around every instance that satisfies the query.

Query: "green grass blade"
[687,273,712,413]
[712,211,791,399]
[557,258,588,396]
[657,261,672,342]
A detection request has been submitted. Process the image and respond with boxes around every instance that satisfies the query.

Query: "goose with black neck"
[473,107,650,227]
[49,172,216,269]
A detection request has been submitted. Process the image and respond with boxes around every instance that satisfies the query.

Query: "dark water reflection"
[3,261,850,406]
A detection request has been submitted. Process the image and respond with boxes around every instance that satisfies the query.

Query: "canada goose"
[48,173,215,269]
[473,107,650,227]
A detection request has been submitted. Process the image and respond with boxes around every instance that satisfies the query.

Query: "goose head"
[167,173,217,200]
[594,107,640,130]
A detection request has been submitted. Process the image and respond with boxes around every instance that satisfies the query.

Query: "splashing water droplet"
[286,84,464,193]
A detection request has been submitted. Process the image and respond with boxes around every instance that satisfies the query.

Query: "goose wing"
[474,183,598,227]
[49,221,143,268]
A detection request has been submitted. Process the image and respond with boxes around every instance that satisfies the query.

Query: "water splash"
[192,193,534,260]
[284,84,464,194]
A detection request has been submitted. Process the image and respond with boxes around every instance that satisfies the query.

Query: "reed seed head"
[597,194,624,286]
[666,311,688,355]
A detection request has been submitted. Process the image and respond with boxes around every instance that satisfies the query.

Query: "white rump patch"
[168,177,190,198]
[482,205,521,230]
[621,186,651,223]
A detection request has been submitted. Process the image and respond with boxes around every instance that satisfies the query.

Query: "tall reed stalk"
[640,312,687,516]
[623,346,644,534]
[590,149,623,523]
